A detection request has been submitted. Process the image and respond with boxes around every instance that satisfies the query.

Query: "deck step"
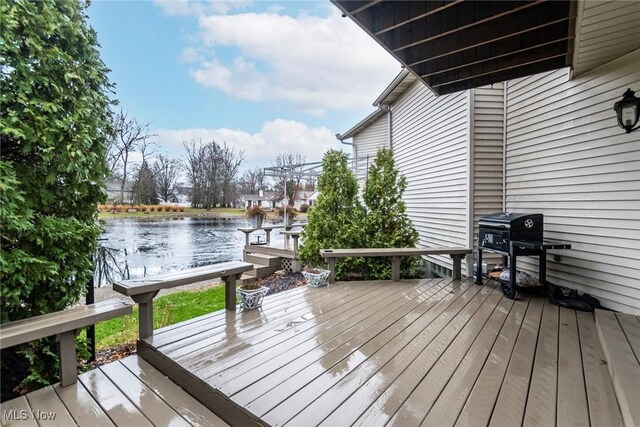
[238,264,281,286]
[245,253,281,267]
[595,309,640,427]
[250,264,280,277]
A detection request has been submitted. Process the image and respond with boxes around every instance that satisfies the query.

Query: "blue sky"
[87,0,400,170]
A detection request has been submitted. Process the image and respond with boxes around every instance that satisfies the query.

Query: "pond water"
[96,217,286,286]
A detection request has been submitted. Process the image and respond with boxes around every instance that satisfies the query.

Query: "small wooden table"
[280,230,303,252]
[237,226,282,246]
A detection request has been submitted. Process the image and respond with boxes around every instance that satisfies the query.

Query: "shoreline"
[99,209,306,221]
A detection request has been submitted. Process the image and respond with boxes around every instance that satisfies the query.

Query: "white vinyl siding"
[472,84,505,267]
[505,49,640,314]
[392,81,470,274]
[353,114,388,184]
[573,0,640,77]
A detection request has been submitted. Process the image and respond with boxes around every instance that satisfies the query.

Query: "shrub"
[299,204,309,213]
[171,206,178,212]
[362,148,420,279]
[0,0,112,398]
[299,150,364,277]
[179,207,185,212]
[164,206,171,212]
[149,206,156,212]
[139,206,147,212]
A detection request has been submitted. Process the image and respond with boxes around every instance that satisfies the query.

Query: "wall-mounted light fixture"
[613,88,640,133]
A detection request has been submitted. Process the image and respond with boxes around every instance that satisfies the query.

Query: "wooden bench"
[113,261,253,339]
[320,247,472,283]
[0,299,132,387]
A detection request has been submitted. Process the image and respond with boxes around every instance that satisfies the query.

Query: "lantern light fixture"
[613,88,640,133]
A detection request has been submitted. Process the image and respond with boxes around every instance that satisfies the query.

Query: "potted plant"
[246,205,267,229]
[302,266,331,288]
[276,205,298,226]
[236,281,269,309]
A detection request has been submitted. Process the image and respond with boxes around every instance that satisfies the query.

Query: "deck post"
[132,291,158,339]
[265,228,272,245]
[450,254,463,280]
[223,274,238,311]
[391,256,401,281]
[327,257,336,284]
[57,330,77,387]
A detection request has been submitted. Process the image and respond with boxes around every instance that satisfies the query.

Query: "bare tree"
[219,142,244,207]
[239,167,266,195]
[108,109,156,203]
[152,155,181,203]
[183,140,206,208]
[182,140,243,208]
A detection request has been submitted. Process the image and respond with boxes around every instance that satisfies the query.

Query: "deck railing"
[113,261,253,339]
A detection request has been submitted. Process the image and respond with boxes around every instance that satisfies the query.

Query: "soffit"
[333,0,576,95]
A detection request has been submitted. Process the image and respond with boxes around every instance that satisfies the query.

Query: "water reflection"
[95,217,285,286]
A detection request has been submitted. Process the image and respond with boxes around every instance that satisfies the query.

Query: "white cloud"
[180,47,200,63]
[162,4,400,116]
[154,0,250,17]
[154,118,343,170]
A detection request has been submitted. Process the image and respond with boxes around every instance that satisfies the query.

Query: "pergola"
[263,161,322,224]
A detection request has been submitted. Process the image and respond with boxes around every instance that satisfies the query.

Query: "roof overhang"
[336,108,386,140]
[373,68,418,106]
[333,0,577,95]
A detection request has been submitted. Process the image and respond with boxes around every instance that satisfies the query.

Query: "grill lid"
[480,212,532,226]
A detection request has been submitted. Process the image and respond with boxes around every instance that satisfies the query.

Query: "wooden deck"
[0,355,228,426]
[133,277,625,427]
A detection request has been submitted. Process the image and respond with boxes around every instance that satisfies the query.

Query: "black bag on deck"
[546,284,601,312]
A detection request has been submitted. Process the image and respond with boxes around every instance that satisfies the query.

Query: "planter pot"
[237,286,269,309]
[250,215,264,229]
[302,269,331,288]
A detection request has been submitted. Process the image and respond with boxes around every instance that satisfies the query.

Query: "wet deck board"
[137,278,624,426]
[0,356,228,427]
[595,309,640,427]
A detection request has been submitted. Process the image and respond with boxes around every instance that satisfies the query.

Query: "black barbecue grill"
[475,212,571,298]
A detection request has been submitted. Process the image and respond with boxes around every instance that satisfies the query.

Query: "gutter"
[377,104,392,151]
[335,133,353,145]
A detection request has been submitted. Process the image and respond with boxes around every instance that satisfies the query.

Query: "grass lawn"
[95,285,226,348]
[98,207,246,219]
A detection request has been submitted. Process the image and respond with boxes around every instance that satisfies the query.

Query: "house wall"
[573,0,640,77]
[505,49,640,314]
[471,84,506,268]
[391,80,470,274]
[353,114,388,184]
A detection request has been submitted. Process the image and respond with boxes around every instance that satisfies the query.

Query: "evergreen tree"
[0,0,112,397]
[299,150,364,278]
[363,148,420,278]
[133,161,159,205]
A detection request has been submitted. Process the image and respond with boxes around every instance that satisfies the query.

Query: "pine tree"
[133,161,159,205]
[362,148,420,279]
[1,0,112,395]
[299,150,364,277]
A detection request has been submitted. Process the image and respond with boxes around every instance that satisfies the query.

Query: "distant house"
[336,2,640,314]
[242,190,281,209]
[292,190,315,210]
[105,179,134,204]
[307,191,319,207]
[163,185,192,207]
